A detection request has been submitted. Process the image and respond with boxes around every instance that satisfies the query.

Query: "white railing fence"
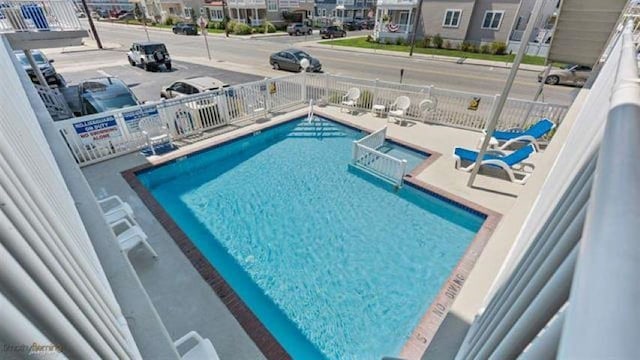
[351,126,407,186]
[0,0,83,33]
[302,73,568,133]
[35,84,74,121]
[56,73,567,167]
[54,75,306,166]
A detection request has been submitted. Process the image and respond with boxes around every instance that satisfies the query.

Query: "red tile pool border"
[122,112,501,360]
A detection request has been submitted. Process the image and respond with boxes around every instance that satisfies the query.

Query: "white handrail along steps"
[351,126,408,186]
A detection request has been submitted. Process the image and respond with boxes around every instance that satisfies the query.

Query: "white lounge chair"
[174,331,220,360]
[98,195,134,219]
[341,88,360,113]
[388,96,411,124]
[110,218,158,259]
[139,117,173,156]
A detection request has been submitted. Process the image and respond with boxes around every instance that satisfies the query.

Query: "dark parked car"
[287,23,312,36]
[78,77,140,116]
[127,41,172,71]
[172,22,198,35]
[320,26,346,39]
[14,50,65,87]
[270,49,321,72]
[356,18,375,30]
[343,20,362,31]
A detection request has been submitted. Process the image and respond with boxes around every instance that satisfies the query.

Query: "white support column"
[406,8,412,35]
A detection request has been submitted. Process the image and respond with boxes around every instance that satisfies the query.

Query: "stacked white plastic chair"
[388,96,411,124]
[340,87,361,114]
[98,195,158,259]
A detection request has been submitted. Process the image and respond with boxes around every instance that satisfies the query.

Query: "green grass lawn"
[321,37,548,66]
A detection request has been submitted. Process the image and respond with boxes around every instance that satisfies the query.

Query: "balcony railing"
[0,0,82,33]
[227,0,267,8]
[376,0,418,7]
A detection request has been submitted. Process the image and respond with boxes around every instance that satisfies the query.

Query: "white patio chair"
[139,117,173,156]
[418,98,437,121]
[341,87,361,114]
[388,96,411,124]
[98,195,134,219]
[174,331,220,360]
[110,218,158,259]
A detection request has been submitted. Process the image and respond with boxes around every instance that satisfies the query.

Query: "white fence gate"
[351,126,408,186]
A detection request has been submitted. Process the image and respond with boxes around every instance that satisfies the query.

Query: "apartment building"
[226,0,314,26]
[314,0,375,20]
[374,0,557,53]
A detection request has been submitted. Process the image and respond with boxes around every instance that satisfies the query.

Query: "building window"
[442,9,461,28]
[482,11,504,30]
[184,7,193,18]
[321,8,326,17]
[209,9,224,20]
[267,0,277,11]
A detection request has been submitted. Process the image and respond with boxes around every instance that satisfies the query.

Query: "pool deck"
[81,105,553,359]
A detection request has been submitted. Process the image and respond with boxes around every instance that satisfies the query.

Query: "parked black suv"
[320,26,346,39]
[343,21,362,31]
[172,22,198,35]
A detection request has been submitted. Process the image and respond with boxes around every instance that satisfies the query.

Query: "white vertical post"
[467,0,546,187]
[406,8,412,35]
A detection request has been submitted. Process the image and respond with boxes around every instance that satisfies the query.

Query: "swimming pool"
[137,117,485,359]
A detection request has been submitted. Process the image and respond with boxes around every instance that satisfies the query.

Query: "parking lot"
[58,59,263,102]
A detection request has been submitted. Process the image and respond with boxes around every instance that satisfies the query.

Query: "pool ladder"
[306,99,314,123]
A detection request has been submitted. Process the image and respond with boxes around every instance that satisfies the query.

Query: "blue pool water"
[138,117,485,359]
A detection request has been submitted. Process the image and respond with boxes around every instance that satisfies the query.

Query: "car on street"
[270,49,322,72]
[161,76,229,99]
[320,26,346,39]
[356,18,375,30]
[117,12,135,20]
[77,77,140,116]
[343,20,362,31]
[14,50,65,87]
[172,23,198,35]
[127,41,172,71]
[287,23,312,36]
[538,64,592,86]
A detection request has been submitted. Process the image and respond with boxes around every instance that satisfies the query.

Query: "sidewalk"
[301,38,547,72]
[93,20,289,39]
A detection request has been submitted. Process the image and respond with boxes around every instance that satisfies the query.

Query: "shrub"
[491,41,507,55]
[432,34,443,49]
[366,34,373,42]
[384,38,393,45]
[328,90,343,104]
[264,21,276,33]
[420,36,431,48]
[480,44,491,54]
[208,21,223,30]
[226,20,237,32]
[469,44,479,53]
[460,41,473,52]
[444,40,452,49]
[395,37,405,46]
[164,17,174,26]
[233,22,252,35]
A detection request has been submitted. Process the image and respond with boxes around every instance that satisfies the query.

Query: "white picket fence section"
[55,73,568,167]
[351,126,408,186]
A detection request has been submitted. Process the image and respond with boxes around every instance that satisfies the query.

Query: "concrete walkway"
[82,155,266,360]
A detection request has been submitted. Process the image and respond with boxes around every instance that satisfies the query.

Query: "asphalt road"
[257,29,371,44]
[54,20,576,105]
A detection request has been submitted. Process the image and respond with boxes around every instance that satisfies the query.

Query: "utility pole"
[222,0,229,37]
[80,0,103,49]
[408,0,424,56]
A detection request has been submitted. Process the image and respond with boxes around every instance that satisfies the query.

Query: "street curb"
[302,41,546,72]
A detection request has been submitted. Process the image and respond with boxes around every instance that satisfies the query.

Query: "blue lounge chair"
[453,144,536,184]
[485,118,556,151]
